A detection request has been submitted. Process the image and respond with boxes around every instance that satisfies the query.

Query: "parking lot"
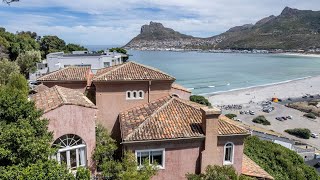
[223,101,320,149]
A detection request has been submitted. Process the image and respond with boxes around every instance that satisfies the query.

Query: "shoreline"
[202,76,313,97]
[208,75,320,105]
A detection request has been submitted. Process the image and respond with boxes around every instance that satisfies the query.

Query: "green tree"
[190,95,212,106]
[16,50,41,78]
[109,47,127,54]
[0,58,20,85]
[0,84,74,179]
[40,35,66,58]
[252,115,270,125]
[244,136,319,180]
[93,124,157,180]
[186,165,241,180]
[7,73,29,96]
[64,43,88,53]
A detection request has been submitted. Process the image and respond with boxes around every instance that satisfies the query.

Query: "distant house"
[32,60,274,179]
[29,51,128,81]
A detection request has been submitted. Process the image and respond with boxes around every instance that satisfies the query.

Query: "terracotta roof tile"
[33,84,49,93]
[30,85,96,113]
[93,61,175,81]
[242,155,274,180]
[37,66,90,81]
[120,96,248,142]
[171,83,191,93]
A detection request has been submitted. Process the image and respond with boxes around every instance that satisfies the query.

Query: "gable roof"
[37,66,90,82]
[119,96,248,142]
[93,61,175,81]
[242,155,274,180]
[30,85,96,113]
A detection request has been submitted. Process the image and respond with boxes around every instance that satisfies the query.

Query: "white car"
[311,133,319,138]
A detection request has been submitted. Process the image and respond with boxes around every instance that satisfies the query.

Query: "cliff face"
[125,7,320,50]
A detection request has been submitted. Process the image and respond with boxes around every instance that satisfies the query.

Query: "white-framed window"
[135,149,165,169]
[52,134,87,170]
[126,90,144,100]
[103,62,110,67]
[223,142,234,165]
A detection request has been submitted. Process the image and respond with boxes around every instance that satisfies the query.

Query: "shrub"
[244,136,319,180]
[303,113,316,119]
[225,113,237,119]
[285,128,311,139]
[308,101,318,107]
[76,167,90,180]
[252,115,270,125]
[190,95,211,106]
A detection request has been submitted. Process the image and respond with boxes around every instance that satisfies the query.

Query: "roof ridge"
[37,66,90,81]
[94,62,127,80]
[125,96,174,140]
[130,61,175,80]
[54,85,68,104]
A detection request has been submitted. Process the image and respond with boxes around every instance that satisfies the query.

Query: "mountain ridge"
[125,7,320,50]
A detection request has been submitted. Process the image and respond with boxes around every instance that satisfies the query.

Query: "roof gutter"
[120,136,205,144]
[218,133,250,137]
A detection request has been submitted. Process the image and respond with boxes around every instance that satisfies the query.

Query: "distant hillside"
[124,21,220,50]
[125,7,320,50]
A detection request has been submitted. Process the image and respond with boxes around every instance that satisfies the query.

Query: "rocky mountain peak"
[140,21,165,34]
[281,7,299,16]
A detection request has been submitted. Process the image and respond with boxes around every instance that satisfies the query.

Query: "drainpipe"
[148,81,151,103]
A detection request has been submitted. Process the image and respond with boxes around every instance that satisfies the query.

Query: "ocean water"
[128,51,320,95]
[85,46,320,95]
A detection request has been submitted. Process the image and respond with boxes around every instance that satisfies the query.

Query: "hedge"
[252,115,270,125]
[284,128,311,139]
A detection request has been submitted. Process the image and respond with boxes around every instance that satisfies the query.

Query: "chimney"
[200,106,221,172]
[86,69,94,87]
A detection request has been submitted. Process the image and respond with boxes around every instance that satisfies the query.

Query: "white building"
[30,51,128,81]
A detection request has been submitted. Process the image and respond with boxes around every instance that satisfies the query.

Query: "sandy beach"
[208,75,320,105]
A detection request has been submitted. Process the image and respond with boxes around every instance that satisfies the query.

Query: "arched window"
[224,142,234,165]
[52,134,86,170]
[126,91,131,99]
[138,90,144,99]
[133,91,137,98]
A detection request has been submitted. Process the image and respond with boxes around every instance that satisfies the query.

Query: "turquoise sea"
[86,46,320,95]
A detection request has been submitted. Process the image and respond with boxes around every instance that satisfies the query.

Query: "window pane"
[133,92,137,98]
[60,151,67,166]
[151,151,163,166]
[141,151,149,165]
[79,148,86,166]
[139,91,143,98]
[137,152,141,166]
[127,92,131,98]
[70,149,77,169]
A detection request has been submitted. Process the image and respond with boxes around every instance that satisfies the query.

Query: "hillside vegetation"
[244,136,319,180]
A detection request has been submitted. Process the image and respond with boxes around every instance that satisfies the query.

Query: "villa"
[31,61,273,179]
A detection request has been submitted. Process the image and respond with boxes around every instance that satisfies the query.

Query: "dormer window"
[126,90,144,100]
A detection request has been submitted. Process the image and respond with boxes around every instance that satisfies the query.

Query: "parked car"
[311,133,319,138]
[240,111,244,114]
[287,116,292,119]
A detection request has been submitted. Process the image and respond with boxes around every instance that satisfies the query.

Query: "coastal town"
[1,1,320,180]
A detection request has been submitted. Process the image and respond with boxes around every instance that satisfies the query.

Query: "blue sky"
[0,0,319,45]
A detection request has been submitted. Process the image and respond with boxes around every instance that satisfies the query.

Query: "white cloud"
[1,0,319,45]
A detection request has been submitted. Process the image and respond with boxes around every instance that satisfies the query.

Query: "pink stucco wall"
[94,80,173,139]
[43,105,97,172]
[216,135,248,174]
[170,88,191,100]
[42,81,87,92]
[124,139,204,180]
